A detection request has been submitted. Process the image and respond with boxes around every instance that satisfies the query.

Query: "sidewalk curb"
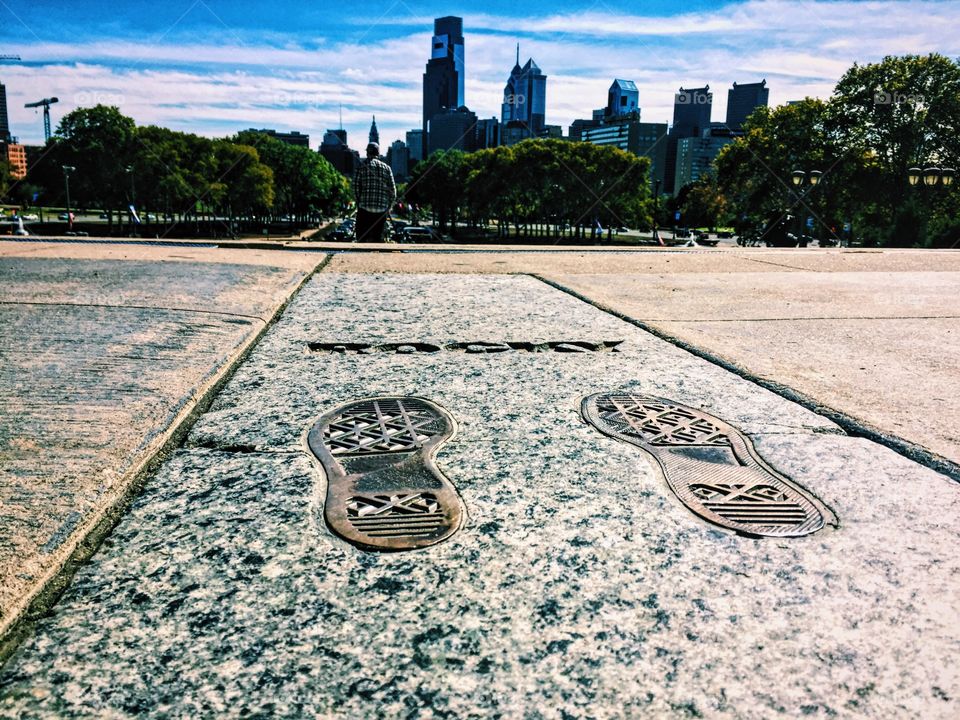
[532,273,960,483]
[0,255,333,665]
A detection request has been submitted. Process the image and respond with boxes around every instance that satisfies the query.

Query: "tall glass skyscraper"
[422,16,465,136]
[501,48,547,139]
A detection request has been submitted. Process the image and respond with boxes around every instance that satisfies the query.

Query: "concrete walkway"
[0,242,321,647]
[1,267,957,718]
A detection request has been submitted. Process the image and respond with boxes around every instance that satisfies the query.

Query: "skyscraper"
[501,47,547,142]
[664,85,713,194]
[320,128,360,177]
[423,16,465,136]
[406,129,425,164]
[606,79,639,119]
[0,82,11,143]
[726,80,769,131]
[369,116,380,146]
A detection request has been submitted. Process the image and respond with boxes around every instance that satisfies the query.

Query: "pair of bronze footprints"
[307,394,836,551]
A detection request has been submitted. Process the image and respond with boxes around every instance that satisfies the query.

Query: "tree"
[715,99,852,244]
[51,106,138,229]
[829,53,960,246]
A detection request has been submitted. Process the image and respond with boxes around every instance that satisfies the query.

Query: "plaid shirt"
[354,157,397,213]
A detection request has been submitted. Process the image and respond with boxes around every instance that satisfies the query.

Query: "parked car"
[21,213,39,221]
[716,230,733,239]
[400,226,435,242]
[58,212,71,220]
[675,227,692,238]
[99,212,110,219]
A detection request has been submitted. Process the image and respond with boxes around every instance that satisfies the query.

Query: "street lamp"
[62,165,75,232]
[908,165,956,187]
[652,178,663,246]
[125,165,137,234]
[789,169,823,246]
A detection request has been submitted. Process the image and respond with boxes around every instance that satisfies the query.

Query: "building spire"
[369,115,379,145]
[516,43,519,66]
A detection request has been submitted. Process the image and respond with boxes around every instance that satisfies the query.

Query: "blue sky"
[3,1,959,148]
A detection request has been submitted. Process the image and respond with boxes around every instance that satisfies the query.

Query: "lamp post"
[62,165,75,232]
[790,169,823,247]
[652,178,663,246]
[908,166,956,187]
[907,166,955,245]
[126,165,137,234]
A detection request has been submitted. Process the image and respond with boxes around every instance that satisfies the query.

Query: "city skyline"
[1,0,958,149]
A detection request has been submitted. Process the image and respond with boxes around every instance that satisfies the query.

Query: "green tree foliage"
[24,106,347,229]
[406,139,651,240]
[712,53,960,247]
[0,158,12,200]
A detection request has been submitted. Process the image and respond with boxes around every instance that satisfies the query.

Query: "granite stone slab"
[0,256,313,640]
[2,272,957,718]
[187,273,838,454]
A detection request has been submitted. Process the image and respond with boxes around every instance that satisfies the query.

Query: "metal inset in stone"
[307,340,623,355]
[308,397,463,551]
[582,392,836,538]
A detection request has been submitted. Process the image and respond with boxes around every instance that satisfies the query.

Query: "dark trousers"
[356,208,388,242]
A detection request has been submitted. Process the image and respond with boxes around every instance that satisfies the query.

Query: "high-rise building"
[428,106,477,154]
[423,16,465,136]
[0,81,11,143]
[664,85,713,194]
[245,128,310,147]
[369,116,380,146]
[501,48,547,142]
[674,128,734,190]
[475,118,500,149]
[406,129,425,164]
[607,79,639,120]
[581,119,669,187]
[726,80,769,131]
[320,128,360,177]
[387,140,409,180]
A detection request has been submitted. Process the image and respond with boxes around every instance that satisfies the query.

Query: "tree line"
[679,53,960,247]
[404,139,651,241]
[14,106,349,232]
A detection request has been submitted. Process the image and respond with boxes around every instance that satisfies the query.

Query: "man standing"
[353,142,396,242]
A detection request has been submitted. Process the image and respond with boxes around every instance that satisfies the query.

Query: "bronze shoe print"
[582,392,837,538]
[308,397,464,551]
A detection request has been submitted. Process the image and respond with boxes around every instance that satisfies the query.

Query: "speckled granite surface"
[1,273,957,718]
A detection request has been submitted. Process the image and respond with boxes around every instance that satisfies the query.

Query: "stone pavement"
[331,249,960,472]
[1,269,957,719]
[0,243,320,647]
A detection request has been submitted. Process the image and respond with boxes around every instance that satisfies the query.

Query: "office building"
[246,128,310,147]
[726,80,769,131]
[386,140,409,181]
[475,118,500,149]
[423,16,465,136]
[501,48,547,141]
[320,128,360,177]
[581,118,668,187]
[673,127,734,190]
[664,85,712,194]
[406,129,425,164]
[606,79,639,119]
[428,106,477,154]
[3,142,26,179]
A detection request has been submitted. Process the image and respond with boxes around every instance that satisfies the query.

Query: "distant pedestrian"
[353,142,396,242]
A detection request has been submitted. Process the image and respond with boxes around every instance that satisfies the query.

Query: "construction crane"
[25,97,59,142]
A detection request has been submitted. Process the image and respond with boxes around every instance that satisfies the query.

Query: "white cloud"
[4,0,959,148]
